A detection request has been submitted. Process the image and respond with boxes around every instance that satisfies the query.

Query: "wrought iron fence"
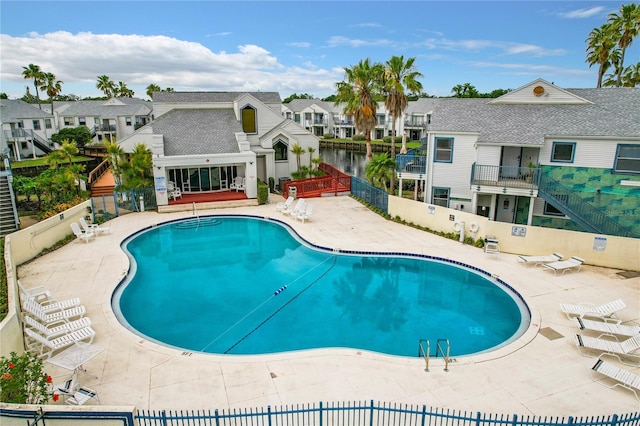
[136,400,640,426]
[350,176,388,213]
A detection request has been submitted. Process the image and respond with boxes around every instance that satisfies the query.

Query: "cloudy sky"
[1,1,634,100]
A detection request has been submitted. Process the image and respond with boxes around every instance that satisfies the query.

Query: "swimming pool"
[113,216,530,357]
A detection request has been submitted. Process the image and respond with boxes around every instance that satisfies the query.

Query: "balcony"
[471,164,539,191]
[395,154,428,175]
[94,124,116,132]
[404,118,427,128]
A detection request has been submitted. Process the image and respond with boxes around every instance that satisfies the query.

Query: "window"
[432,187,450,207]
[45,119,52,129]
[544,202,564,216]
[21,142,28,150]
[273,140,288,161]
[614,144,640,174]
[434,137,453,162]
[294,113,301,123]
[241,106,257,133]
[32,120,41,130]
[126,117,132,126]
[78,117,86,126]
[64,117,73,126]
[285,112,292,120]
[551,142,576,163]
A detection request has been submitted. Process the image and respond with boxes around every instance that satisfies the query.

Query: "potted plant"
[526,161,536,182]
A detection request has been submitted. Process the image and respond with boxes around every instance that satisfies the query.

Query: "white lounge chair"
[23,314,93,340]
[21,293,82,314]
[79,217,110,236]
[71,222,95,243]
[276,196,295,212]
[283,198,306,216]
[295,203,313,223]
[591,357,640,400]
[518,252,563,267]
[22,297,85,324]
[560,299,627,320]
[575,334,640,365]
[65,386,100,405]
[24,327,96,359]
[543,256,584,274]
[576,317,640,338]
[17,279,51,303]
[167,181,182,200]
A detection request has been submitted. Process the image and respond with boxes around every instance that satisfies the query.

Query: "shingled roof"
[153,91,281,104]
[0,100,53,121]
[148,108,242,156]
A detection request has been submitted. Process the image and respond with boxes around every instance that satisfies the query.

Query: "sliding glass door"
[169,166,238,193]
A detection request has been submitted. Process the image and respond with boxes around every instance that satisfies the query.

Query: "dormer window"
[242,105,257,134]
[274,140,288,161]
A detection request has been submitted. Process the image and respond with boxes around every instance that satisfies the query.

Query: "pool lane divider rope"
[199,254,337,353]
[222,255,338,354]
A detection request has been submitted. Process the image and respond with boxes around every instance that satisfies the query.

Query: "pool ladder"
[418,338,451,372]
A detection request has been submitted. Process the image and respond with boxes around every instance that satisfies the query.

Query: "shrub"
[0,352,56,404]
[382,136,392,143]
[352,134,366,141]
[257,179,269,205]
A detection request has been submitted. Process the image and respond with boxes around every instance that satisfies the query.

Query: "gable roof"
[52,98,152,118]
[147,108,242,156]
[153,91,281,104]
[0,100,53,121]
[427,88,640,145]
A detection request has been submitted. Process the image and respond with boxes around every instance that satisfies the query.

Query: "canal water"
[319,147,367,178]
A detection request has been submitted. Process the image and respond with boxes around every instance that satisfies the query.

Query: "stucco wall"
[389,195,640,271]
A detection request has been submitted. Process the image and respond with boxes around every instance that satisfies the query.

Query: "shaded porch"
[168,190,248,205]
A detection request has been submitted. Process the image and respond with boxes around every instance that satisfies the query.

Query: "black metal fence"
[350,176,388,214]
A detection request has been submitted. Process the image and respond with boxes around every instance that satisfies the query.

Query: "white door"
[495,195,515,223]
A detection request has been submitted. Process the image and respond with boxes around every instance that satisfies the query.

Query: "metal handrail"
[396,154,427,174]
[471,163,538,190]
[436,338,451,372]
[418,339,430,372]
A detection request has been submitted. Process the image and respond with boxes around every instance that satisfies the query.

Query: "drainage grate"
[539,327,563,341]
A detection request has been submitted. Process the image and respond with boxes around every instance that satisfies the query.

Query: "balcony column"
[527,196,535,226]
[398,176,403,197]
[488,194,497,220]
[471,193,478,215]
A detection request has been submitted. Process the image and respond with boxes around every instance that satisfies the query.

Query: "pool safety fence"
[351,176,389,214]
[135,401,640,426]
[91,187,158,220]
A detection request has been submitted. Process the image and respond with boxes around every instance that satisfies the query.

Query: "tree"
[0,93,7,99]
[120,143,153,188]
[105,140,126,186]
[22,64,44,109]
[51,127,92,147]
[586,24,616,88]
[365,153,395,192]
[334,58,384,160]
[451,83,479,98]
[290,143,306,178]
[146,84,161,99]
[40,72,63,116]
[383,55,423,169]
[283,93,314,103]
[115,81,134,97]
[606,3,640,87]
[96,75,115,98]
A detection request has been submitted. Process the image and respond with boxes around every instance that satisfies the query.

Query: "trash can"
[289,186,297,199]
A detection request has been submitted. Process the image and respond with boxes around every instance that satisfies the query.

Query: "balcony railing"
[471,164,539,190]
[395,154,428,174]
[94,124,116,132]
[404,118,427,127]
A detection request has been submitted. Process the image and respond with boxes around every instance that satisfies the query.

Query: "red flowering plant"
[0,352,55,404]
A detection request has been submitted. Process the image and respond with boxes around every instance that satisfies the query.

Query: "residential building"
[52,98,153,144]
[118,91,320,206]
[0,100,57,160]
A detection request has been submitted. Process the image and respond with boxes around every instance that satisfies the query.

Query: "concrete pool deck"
[16,195,640,414]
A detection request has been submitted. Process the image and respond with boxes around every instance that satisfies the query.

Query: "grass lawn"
[11,156,93,168]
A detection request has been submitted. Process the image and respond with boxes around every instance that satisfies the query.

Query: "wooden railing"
[87,159,110,187]
[283,163,351,198]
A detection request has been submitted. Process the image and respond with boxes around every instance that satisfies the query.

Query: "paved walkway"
[17,195,640,414]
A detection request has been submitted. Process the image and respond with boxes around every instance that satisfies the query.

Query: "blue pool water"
[113,216,529,357]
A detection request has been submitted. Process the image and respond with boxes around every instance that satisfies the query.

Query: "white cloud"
[326,36,393,48]
[559,7,605,19]
[0,31,345,97]
[288,42,311,48]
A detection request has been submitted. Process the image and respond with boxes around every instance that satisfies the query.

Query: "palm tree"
[606,3,640,87]
[58,139,79,165]
[146,84,161,99]
[105,140,126,186]
[334,58,384,160]
[96,75,115,98]
[120,143,153,188]
[586,24,617,88]
[383,56,423,184]
[365,153,395,192]
[307,146,316,169]
[115,81,134,97]
[290,143,306,177]
[22,64,44,109]
[40,72,63,116]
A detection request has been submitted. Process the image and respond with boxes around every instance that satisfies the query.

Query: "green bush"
[323,134,334,140]
[257,179,269,205]
[352,133,366,141]
[0,352,56,404]
[382,136,392,143]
